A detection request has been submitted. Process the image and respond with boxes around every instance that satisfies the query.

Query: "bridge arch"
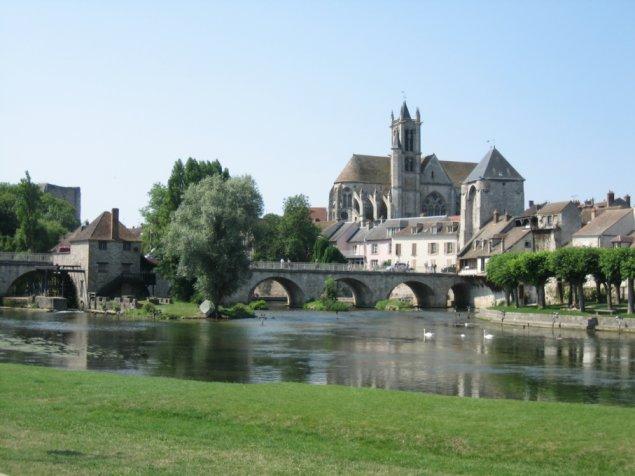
[335,277,374,308]
[5,268,78,308]
[447,282,471,309]
[249,276,305,308]
[387,280,435,308]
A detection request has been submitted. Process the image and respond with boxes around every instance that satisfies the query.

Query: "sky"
[1,1,634,226]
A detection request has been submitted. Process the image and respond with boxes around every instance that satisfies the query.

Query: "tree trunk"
[615,283,621,305]
[628,278,634,315]
[570,282,577,308]
[606,283,613,310]
[504,290,510,307]
[514,288,520,308]
[557,279,563,304]
[578,284,586,312]
[540,285,547,308]
[595,279,602,303]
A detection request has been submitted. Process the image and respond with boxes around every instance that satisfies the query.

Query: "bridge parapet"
[250,261,457,276]
[0,252,54,264]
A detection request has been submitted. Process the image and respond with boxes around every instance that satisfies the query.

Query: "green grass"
[490,303,635,318]
[303,299,351,312]
[157,300,202,317]
[0,364,633,475]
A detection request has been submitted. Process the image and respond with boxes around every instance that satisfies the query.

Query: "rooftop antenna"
[486,139,496,148]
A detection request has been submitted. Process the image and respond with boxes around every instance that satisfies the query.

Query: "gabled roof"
[439,160,478,187]
[464,147,524,183]
[320,221,344,240]
[65,211,140,243]
[335,154,390,185]
[535,201,574,215]
[573,208,633,237]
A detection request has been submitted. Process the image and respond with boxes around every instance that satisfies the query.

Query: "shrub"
[223,303,255,319]
[304,299,350,312]
[375,299,413,311]
[248,299,268,311]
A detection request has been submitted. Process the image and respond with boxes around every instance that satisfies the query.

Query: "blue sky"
[1,1,634,226]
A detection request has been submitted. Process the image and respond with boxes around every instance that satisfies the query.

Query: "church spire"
[400,101,411,120]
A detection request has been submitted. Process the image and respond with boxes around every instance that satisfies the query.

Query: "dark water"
[1,308,633,405]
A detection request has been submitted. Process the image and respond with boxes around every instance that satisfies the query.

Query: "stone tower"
[390,101,422,218]
[459,147,525,248]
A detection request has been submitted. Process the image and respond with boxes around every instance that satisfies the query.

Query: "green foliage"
[514,251,553,308]
[248,299,268,311]
[549,248,592,285]
[599,247,627,287]
[251,213,284,260]
[322,276,338,301]
[163,175,263,311]
[375,299,414,311]
[0,173,79,252]
[321,245,347,263]
[621,248,635,280]
[140,158,230,300]
[312,236,330,262]
[303,299,350,312]
[486,253,521,291]
[222,303,255,319]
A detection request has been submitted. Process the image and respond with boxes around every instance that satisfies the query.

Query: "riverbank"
[478,308,634,333]
[0,364,633,474]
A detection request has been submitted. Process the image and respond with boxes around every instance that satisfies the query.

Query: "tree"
[585,248,604,303]
[163,175,263,315]
[486,253,522,307]
[515,251,553,308]
[549,248,594,312]
[14,172,43,251]
[620,248,635,315]
[141,157,230,300]
[322,276,338,301]
[321,245,347,263]
[599,247,628,310]
[252,213,284,261]
[313,236,330,262]
[278,195,319,262]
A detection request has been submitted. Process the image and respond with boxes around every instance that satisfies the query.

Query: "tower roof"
[400,101,411,120]
[464,147,524,183]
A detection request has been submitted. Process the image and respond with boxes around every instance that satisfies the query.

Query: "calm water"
[1,308,633,405]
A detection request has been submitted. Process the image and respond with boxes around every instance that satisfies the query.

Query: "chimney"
[607,190,615,207]
[493,209,500,223]
[626,194,631,207]
[528,200,534,209]
[111,208,119,241]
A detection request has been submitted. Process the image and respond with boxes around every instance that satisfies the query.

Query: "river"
[0,308,633,405]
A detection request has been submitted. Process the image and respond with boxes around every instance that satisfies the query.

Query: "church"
[327,101,526,248]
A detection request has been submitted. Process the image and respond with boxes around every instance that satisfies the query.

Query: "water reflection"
[0,308,633,405]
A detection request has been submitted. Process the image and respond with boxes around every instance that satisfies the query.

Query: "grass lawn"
[0,364,633,475]
[490,303,635,318]
[157,300,202,318]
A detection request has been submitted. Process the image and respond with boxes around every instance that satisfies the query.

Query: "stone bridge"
[0,252,84,299]
[229,262,496,309]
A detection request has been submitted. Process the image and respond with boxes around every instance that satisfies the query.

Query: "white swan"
[483,329,494,340]
[459,333,466,339]
[423,328,434,339]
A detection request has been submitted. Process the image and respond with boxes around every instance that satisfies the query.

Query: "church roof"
[464,147,524,183]
[335,154,391,185]
[439,160,478,187]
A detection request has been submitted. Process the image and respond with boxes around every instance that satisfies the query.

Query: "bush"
[248,299,268,311]
[222,303,255,319]
[142,301,158,314]
[375,299,413,311]
[304,299,350,312]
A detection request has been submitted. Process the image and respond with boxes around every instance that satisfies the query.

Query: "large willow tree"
[163,175,263,314]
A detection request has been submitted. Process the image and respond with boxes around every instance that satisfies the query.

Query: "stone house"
[53,208,152,307]
[572,208,635,248]
[391,216,460,272]
[514,201,581,251]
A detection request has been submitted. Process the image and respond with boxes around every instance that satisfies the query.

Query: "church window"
[405,157,415,172]
[421,192,447,217]
[431,171,435,180]
[405,130,414,151]
[342,188,352,208]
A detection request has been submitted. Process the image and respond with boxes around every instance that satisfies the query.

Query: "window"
[421,192,447,216]
[395,244,401,256]
[98,241,108,250]
[371,259,379,268]
[371,243,378,254]
[342,188,353,209]
[123,242,131,251]
[445,242,454,254]
[97,262,108,273]
[388,243,392,254]
[525,241,531,248]
[405,157,415,172]
[411,243,417,256]
[428,242,438,254]
[404,130,414,152]
[121,263,132,273]
[431,170,435,180]
[547,215,553,225]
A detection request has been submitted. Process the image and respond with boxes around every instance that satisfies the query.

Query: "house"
[571,208,634,248]
[514,201,581,251]
[391,216,459,272]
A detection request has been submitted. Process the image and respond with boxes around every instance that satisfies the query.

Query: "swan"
[423,328,434,339]
[459,333,466,339]
[483,329,494,340]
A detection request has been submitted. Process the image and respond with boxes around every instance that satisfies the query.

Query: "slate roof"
[573,208,633,237]
[464,147,524,183]
[400,101,411,120]
[334,154,476,188]
[460,221,531,260]
[64,211,140,243]
[535,201,573,215]
[320,221,344,240]
[335,154,391,185]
